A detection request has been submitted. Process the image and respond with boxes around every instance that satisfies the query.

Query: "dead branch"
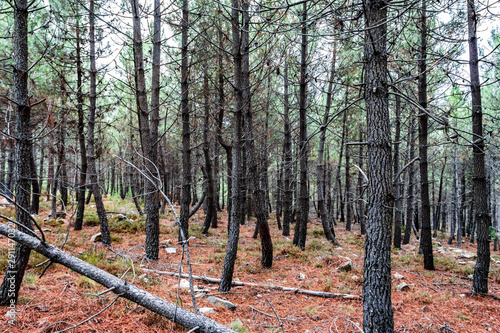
[0,222,235,333]
[143,269,360,300]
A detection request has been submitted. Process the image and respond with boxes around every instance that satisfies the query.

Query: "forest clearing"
[1,198,499,332]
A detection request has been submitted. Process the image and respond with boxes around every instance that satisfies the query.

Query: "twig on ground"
[266,298,285,333]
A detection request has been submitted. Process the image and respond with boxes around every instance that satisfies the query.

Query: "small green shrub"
[83,212,100,226]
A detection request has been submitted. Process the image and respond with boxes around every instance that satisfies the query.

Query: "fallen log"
[0,222,235,333]
[143,269,360,300]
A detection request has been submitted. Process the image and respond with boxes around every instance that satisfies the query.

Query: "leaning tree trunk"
[418,0,434,270]
[0,223,235,333]
[220,0,244,292]
[130,0,160,259]
[362,0,394,331]
[87,0,111,246]
[468,0,491,295]
[293,1,309,250]
[0,0,34,306]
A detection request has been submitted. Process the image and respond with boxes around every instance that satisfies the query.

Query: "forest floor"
[0,196,500,332]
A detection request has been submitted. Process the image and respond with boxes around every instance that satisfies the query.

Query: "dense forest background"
[1,0,500,332]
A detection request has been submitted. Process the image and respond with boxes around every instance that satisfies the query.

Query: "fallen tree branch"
[143,269,360,300]
[0,222,235,333]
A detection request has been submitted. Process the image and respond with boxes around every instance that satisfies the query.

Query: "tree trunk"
[403,113,416,245]
[75,18,87,231]
[393,93,402,248]
[282,60,293,237]
[293,2,309,250]
[240,0,273,267]
[468,0,491,295]
[87,0,111,246]
[0,0,34,306]
[418,0,434,270]
[202,68,217,234]
[362,0,394,330]
[317,47,339,244]
[131,0,160,259]
[0,223,235,333]
[220,0,244,292]
[178,0,192,241]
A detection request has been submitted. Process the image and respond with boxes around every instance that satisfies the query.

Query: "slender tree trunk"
[220,0,244,292]
[418,0,434,270]
[468,0,491,295]
[403,113,416,245]
[131,0,160,259]
[30,151,40,214]
[202,67,217,234]
[75,20,87,230]
[317,47,338,244]
[87,0,111,246]
[345,127,352,231]
[0,0,34,305]
[240,0,273,267]
[178,0,192,241]
[282,60,293,237]
[393,93,402,248]
[362,0,394,330]
[293,2,309,250]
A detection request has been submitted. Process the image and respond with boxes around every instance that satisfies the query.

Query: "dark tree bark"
[130,0,160,259]
[357,130,366,235]
[362,0,394,331]
[293,1,309,250]
[345,127,352,231]
[220,0,244,292]
[317,47,339,244]
[29,151,40,214]
[282,60,293,237]
[0,0,34,305]
[202,68,217,234]
[87,0,111,246]
[433,158,446,237]
[75,18,87,231]
[468,0,491,295]
[179,0,192,241]
[418,0,434,270]
[240,0,273,267]
[403,113,416,245]
[393,93,402,248]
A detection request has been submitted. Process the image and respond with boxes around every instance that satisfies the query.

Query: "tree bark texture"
[87,0,111,246]
[293,1,310,250]
[0,0,34,305]
[418,0,434,270]
[468,0,491,295]
[362,0,394,331]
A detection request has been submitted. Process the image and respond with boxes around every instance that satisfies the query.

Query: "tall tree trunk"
[131,0,160,259]
[202,67,217,234]
[178,0,192,241]
[393,93,402,248]
[345,127,352,231]
[317,47,338,244]
[75,19,87,230]
[0,0,34,305]
[418,0,434,270]
[220,0,244,292]
[293,1,309,250]
[87,0,111,246]
[30,151,40,214]
[362,0,394,330]
[468,0,491,295]
[282,60,293,237]
[240,0,273,267]
[403,113,416,245]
